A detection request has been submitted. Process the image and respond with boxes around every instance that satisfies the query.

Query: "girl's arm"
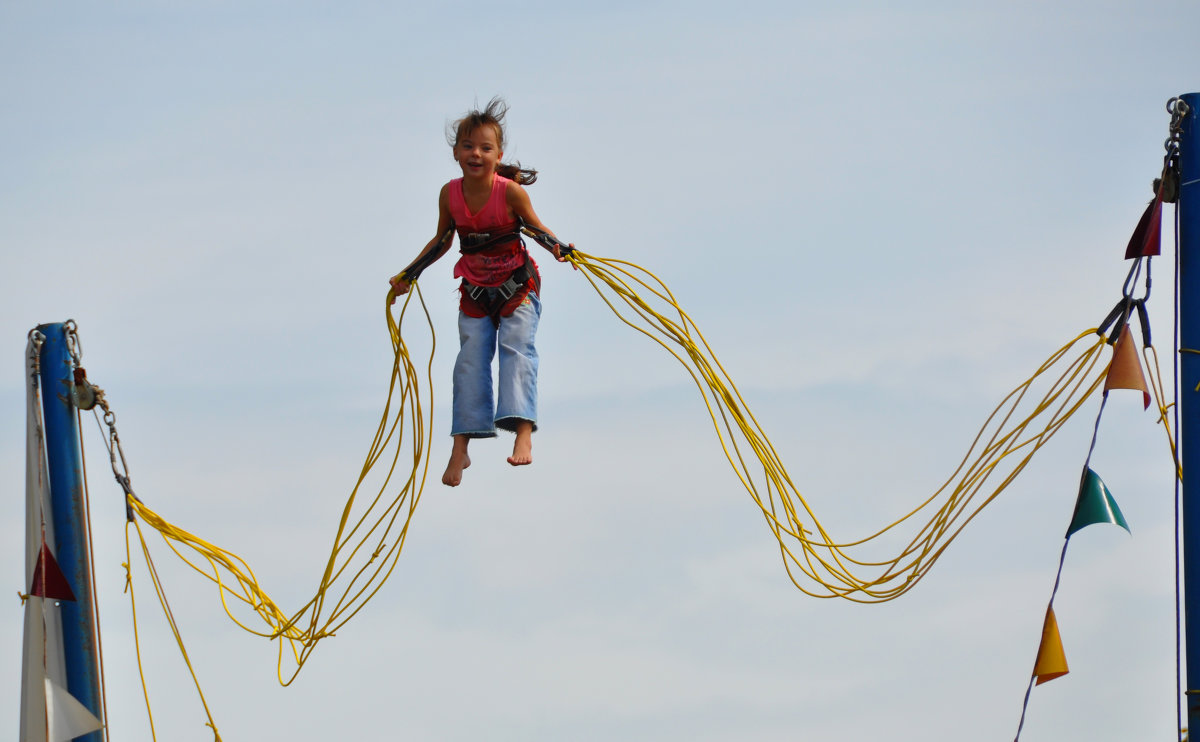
[506,182,574,262]
[390,184,453,297]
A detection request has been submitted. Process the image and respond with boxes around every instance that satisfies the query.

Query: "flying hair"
[447,96,538,185]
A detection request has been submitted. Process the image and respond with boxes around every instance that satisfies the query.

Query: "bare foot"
[507,423,533,467]
[442,436,471,486]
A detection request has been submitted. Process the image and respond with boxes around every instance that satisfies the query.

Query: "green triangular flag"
[1066,468,1130,537]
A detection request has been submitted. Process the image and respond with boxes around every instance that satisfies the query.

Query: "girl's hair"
[447,96,538,185]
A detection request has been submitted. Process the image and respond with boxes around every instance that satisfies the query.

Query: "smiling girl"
[390,97,572,487]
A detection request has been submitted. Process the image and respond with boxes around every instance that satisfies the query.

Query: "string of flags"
[1035,326,1142,677]
[1033,463,1133,686]
[1015,177,1168,737]
[1013,325,1144,741]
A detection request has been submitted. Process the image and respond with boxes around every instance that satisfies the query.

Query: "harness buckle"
[464,280,517,305]
[465,232,492,248]
[495,277,519,301]
[465,283,488,302]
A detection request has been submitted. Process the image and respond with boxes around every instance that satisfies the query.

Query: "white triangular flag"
[45,677,102,742]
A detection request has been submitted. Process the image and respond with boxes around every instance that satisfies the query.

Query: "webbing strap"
[398,224,455,283]
[519,221,575,258]
[458,222,522,254]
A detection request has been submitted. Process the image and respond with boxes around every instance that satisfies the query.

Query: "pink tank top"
[447,175,528,287]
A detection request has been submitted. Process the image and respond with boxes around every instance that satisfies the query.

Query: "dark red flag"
[29,541,76,601]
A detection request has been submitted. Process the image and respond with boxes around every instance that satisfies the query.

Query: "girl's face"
[454,124,503,181]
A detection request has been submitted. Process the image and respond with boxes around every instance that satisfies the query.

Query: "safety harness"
[457,221,539,328]
[461,260,540,328]
[397,219,574,328]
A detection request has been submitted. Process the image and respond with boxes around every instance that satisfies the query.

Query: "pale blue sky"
[2,2,1198,740]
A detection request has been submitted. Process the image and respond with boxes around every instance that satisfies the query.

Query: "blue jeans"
[451,291,541,437]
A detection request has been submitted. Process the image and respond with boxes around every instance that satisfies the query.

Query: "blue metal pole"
[36,322,103,741]
[1177,93,1200,734]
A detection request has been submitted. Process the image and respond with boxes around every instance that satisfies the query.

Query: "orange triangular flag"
[1104,325,1150,409]
[1033,607,1069,685]
[29,541,76,602]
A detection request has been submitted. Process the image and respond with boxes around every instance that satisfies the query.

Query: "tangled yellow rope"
[122,281,436,719]
[563,250,1117,601]
[120,248,1133,736]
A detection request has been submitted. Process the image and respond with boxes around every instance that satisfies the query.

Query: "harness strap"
[461,254,539,328]
[397,223,456,283]
[519,221,575,258]
[459,222,523,254]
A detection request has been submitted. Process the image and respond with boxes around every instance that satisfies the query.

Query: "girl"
[389,97,573,487]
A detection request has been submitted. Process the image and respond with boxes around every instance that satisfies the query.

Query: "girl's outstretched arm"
[506,182,574,263]
[390,184,453,298]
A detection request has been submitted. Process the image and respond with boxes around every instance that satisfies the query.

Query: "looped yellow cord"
[125,516,224,741]
[121,283,436,736]
[559,249,1121,600]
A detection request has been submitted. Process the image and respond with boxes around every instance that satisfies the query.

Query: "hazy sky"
[3,2,1198,740]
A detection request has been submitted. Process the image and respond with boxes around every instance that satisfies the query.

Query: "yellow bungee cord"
[111,244,1158,737]
[562,248,1118,600]
[114,279,438,733]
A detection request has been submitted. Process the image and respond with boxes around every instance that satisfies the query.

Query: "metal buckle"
[496,279,518,301]
[465,232,491,248]
[465,283,487,302]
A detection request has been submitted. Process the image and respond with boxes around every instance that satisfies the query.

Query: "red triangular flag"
[29,542,76,601]
[1124,192,1162,259]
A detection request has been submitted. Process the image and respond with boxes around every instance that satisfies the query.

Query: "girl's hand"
[389,274,411,304]
[553,244,578,270]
